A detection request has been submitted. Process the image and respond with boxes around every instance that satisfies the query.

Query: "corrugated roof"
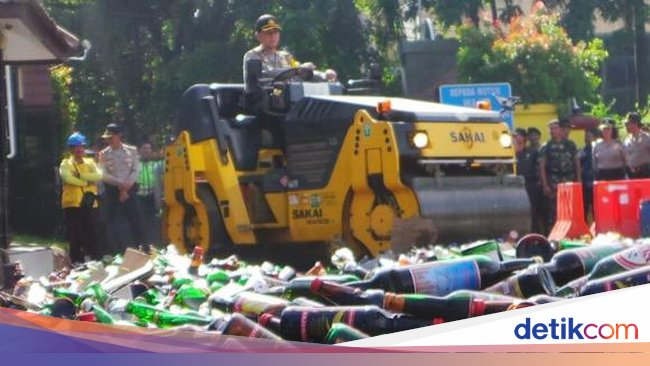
[0,0,80,61]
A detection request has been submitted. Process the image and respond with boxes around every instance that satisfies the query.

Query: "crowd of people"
[515,112,650,236]
[58,124,164,264]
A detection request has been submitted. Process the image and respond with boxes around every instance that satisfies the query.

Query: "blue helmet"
[67,132,87,147]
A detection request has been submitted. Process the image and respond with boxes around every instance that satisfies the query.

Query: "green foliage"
[405,0,484,27]
[43,0,384,145]
[50,65,78,151]
[457,6,609,106]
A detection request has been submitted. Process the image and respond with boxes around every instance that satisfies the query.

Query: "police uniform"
[99,125,145,251]
[243,46,298,92]
[539,139,578,232]
[624,131,650,179]
[517,146,543,233]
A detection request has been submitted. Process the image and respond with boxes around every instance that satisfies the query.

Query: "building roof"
[0,0,80,62]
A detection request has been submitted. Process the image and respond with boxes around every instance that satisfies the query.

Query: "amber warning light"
[476,100,492,110]
[377,100,392,114]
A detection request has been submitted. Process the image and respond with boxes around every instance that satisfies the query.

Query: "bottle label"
[612,245,650,270]
[409,260,481,296]
[233,295,286,317]
[300,309,354,342]
[575,244,626,274]
[486,277,523,298]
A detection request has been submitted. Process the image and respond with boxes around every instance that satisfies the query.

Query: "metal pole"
[0,46,9,289]
[0,47,9,251]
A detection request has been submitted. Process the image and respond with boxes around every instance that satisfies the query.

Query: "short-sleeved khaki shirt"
[99,143,140,188]
[243,46,297,92]
[593,140,626,170]
[624,132,650,168]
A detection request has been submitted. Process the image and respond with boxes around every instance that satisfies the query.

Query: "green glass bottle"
[125,301,212,328]
[82,300,115,325]
[137,288,163,306]
[172,276,194,289]
[85,282,109,307]
[324,323,370,344]
[206,270,230,285]
[555,243,650,297]
[459,241,503,261]
[556,239,589,251]
[53,288,89,306]
[516,234,586,262]
[542,242,631,287]
[174,285,209,309]
[282,275,361,300]
[210,282,225,293]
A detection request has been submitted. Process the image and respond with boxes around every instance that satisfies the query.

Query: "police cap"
[255,14,282,33]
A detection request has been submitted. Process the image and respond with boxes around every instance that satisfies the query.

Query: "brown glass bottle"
[279,306,432,343]
[348,256,539,296]
[211,291,290,318]
[214,313,281,340]
[484,265,555,298]
[542,242,630,287]
[578,266,650,297]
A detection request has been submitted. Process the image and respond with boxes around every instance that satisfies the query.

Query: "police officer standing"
[98,124,145,252]
[624,112,650,179]
[539,120,582,233]
[514,129,543,234]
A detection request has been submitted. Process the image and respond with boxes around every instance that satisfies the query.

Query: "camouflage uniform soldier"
[539,120,582,234]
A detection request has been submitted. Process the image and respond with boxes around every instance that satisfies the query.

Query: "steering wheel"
[271,67,314,84]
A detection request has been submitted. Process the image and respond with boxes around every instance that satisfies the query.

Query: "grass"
[11,234,68,251]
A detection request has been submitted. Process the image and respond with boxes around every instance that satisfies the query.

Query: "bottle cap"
[258,313,274,327]
[516,234,553,262]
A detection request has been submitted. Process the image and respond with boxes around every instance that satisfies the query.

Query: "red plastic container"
[593,179,650,238]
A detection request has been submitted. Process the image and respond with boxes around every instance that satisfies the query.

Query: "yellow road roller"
[164,73,530,257]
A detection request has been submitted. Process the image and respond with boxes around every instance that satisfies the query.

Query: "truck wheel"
[182,184,232,256]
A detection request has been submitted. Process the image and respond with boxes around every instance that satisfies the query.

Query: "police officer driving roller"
[243,14,337,112]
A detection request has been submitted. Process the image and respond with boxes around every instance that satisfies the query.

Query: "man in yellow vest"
[59,133,103,263]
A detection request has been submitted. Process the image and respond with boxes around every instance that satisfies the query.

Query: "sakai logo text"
[515,318,638,340]
[292,208,323,220]
[450,128,486,149]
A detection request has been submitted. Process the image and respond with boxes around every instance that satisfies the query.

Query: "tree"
[43,0,376,146]
[544,0,648,106]
[457,5,609,106]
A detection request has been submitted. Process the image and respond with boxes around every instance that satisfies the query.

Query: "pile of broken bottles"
[1,233,649,344]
